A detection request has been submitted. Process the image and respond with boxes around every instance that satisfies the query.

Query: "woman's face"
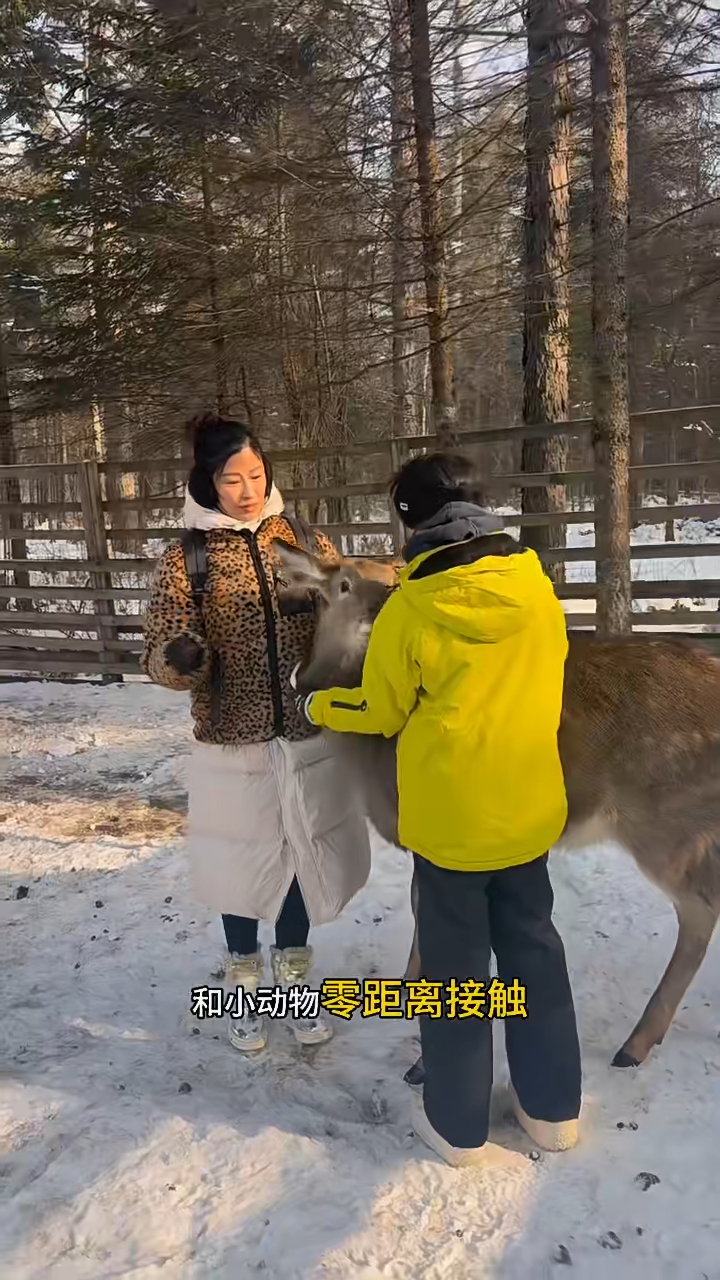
[215,447,267,522]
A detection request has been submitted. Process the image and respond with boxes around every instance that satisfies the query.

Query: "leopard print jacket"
[140,516,340,746]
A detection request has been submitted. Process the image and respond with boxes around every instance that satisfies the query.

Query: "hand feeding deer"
[276,538,720,1071]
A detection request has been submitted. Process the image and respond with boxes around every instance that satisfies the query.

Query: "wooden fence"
[2,404,720,680]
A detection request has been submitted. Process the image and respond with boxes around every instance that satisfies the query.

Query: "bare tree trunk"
[629,421,644,524]
[201,159,229,416]
[521,0,572,588]
[240,366,254,427]
[390,0,415,441]
[407,0,457,445]
[84,20,133,538]
[665,424,677,542]
[590,0,632,635]
[0,327,33,610]
[274,107,317,521]
[447,0,466,428]
[663,364,677,541]
[311,262,349,530]
[90,217,135,530]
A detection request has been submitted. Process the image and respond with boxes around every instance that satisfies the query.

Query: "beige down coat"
[142,487,371,925]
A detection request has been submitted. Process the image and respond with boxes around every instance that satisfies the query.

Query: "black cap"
[390,452,478,528]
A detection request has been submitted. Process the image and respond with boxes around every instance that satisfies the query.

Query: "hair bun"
[187,411,220,437]
[186,412,224,458]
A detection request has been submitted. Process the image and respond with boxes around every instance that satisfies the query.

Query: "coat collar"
[183,484,285,534]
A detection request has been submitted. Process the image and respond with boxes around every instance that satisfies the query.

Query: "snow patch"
[1,682,719,1276]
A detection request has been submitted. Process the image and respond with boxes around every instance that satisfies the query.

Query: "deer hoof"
[403,1058,425,1091]
[612,1048,641,1069]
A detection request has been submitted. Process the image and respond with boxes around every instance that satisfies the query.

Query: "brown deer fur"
[276,540,720,1068]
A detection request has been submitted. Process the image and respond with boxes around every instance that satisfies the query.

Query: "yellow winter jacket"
[307,544,568,872]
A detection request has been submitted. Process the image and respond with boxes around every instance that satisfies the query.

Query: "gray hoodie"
[403,501,505,564]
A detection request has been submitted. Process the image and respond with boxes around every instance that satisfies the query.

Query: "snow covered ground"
[1,681,720,1279]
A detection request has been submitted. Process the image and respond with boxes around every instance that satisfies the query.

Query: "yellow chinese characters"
[320,979,363,1019]
[405,980,444,1019]
[362,979,404,1017]
[318,978,527,1020]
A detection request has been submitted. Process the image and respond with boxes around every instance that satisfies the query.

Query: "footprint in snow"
[599,1232,622,1251]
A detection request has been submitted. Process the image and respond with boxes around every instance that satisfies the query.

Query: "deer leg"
[402,862,424,1089]
[404,927,421,982]
[403,863,421,981]
[613,891,719,1068]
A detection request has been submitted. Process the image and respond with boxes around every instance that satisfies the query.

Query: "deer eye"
[339,579,351,595]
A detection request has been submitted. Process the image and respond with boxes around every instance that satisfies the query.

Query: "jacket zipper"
[329,699,368,712]
[242,529,285,738]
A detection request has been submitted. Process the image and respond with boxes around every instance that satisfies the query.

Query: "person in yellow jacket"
[297,452,582,1168]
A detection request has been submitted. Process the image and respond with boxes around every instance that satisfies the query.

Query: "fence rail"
[2,404,720,679]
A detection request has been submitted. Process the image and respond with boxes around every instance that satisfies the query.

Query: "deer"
[275,538,720,1071]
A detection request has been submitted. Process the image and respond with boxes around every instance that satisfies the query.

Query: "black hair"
[186,413,273,511]
[390,451,479,528]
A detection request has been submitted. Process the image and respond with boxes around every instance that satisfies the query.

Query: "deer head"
[274,541,400,692]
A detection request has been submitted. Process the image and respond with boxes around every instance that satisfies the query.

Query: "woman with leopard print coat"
[141,415,371,1053]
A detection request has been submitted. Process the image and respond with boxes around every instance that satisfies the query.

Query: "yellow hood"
[400,546,554,644]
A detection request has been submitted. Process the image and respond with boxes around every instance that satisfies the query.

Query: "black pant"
[415,851,582,1149]
[222,876,310,956]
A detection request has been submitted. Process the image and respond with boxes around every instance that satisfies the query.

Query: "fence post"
[77,460,119,682]
[389,439,406,555]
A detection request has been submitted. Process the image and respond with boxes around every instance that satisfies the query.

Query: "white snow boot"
[270,945,333,1046]
[225,950,267,1053]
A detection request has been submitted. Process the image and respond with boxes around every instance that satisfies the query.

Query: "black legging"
[222,877,310,956]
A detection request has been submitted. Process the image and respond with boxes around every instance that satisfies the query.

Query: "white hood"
[183,484,285,534]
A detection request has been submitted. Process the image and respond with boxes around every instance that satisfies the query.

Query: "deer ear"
[273,539,331,596]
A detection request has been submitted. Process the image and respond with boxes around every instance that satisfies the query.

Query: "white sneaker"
[507,1083,579,1151]
[270,945,333,1045]
[411,1096,526,1169]
[225,950,267,1053]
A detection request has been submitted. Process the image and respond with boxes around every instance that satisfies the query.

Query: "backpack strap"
[181,529,209,613]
